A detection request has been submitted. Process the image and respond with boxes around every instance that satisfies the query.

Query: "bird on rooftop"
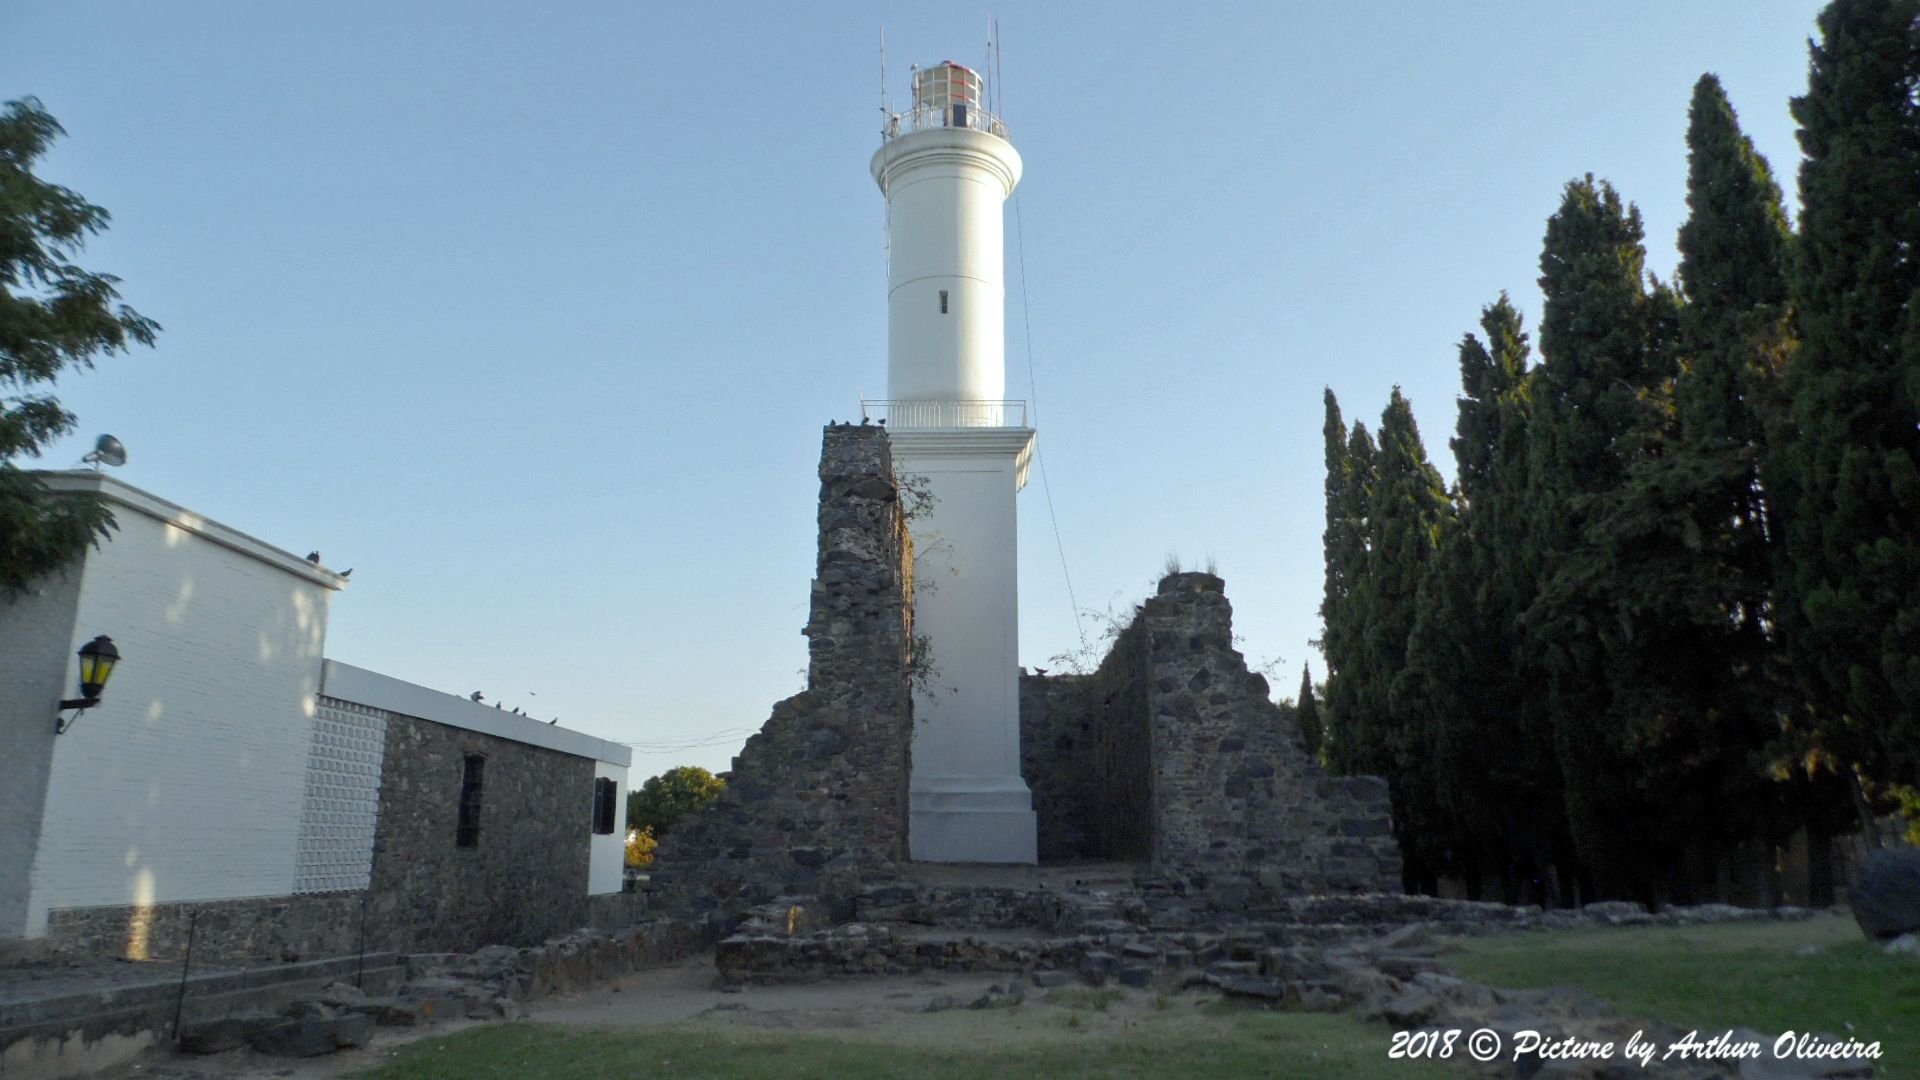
[470,691,484,702]
[876,419,886,427]
[1033,667,1049,676]
[339,569,353,579]
[548,719,558,725]
[306,551,321,563]
[861,416,870,426]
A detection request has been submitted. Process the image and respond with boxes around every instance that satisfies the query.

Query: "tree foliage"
[1319,386,1455,887]
[1769,0,1920,799]
[1316,1,1920,900]
[1317,390,1377,772]
[1399,297,1563,900]
[626,825,657,868]
[1364,390,1456,884]
[625,764,726,837]
[1,97,157,594]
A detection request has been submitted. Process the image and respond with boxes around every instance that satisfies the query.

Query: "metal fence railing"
[884,103,1009,141]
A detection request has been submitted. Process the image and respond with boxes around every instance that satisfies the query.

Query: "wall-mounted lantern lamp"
[54,635,121,735]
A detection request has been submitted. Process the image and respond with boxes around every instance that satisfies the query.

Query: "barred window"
[456,754,485,847]
[592,777,618,835]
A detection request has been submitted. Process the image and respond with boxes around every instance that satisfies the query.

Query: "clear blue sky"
[7,2,1827,775]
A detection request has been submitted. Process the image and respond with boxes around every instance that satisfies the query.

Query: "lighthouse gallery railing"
[883,102,1009,141]
[859,400,1028,429]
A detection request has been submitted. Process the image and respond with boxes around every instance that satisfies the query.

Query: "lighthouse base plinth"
[892,426,1039,866]
[909,779,1038,864]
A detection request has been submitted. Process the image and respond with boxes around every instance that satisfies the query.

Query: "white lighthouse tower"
[870,60,1037,864]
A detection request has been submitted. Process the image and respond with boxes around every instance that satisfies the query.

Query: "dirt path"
[531,951,1212,1051]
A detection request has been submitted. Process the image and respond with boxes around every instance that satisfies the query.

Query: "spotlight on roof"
[82,435,127,470]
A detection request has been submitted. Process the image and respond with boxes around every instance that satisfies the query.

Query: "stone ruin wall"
[1020,623,1153,863]
[648,424,914,926]
[649,429,1394,927]
[1023,572,1402,903]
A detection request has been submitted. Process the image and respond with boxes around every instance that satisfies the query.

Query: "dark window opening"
[592,777,618,835]
[456,753,485,847]
[938,289,949,314]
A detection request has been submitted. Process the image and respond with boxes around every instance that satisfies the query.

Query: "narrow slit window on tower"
[456,753,485,847]
[939,289,949,314]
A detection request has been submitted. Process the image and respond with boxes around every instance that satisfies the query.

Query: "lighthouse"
[870,60,1037,864]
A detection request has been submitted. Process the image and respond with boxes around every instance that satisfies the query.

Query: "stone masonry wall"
[37,893,365,964]
[1023,572,1401,903]
[649,424,914,928]
[366,710,596,953]
[1020,621,1153,863]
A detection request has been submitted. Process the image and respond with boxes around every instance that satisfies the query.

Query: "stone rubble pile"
[715,879,1826,988]
[175,918,697,1059]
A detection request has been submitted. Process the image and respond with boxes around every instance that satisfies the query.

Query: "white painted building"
[870,61,1039,863]
[0,471,629,948]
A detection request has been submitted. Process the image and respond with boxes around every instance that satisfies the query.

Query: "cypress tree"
[1329,420,1380,773]
[1672,74,1792,675]
[1527,79,1800,901]
[1319,390,1377,773]
[1677,74,1792,449]
[1771,0,1920,802]
[1401,297,1564,901]
[1295,662,1323,764]
[1525,176,1674,899]
[1361,389,1455,886]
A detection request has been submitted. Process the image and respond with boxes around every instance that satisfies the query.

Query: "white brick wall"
[294,700,388,893]
[0,569,83,936]
[23,477,341,935]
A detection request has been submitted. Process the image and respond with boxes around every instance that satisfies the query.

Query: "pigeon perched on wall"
[471,691,484,702]
[306,551,321,563]
[339,568,353,579]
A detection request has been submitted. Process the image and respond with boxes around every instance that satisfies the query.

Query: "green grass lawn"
[361,1004,1458,1080]
[1448,913,1920,1079]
